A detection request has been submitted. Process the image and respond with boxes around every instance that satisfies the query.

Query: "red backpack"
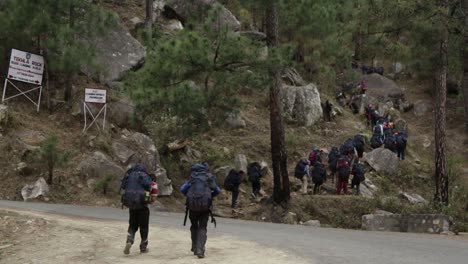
[336,156,350,179]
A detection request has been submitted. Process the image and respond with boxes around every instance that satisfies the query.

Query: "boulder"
[226,113,246,129]
[155,167,173,196]
[281,83,323,127]
[392,62,404,74]
[77,151,125,193]
[13,130,46,159]
[239,31,267,42]
[179,146,202,164]
[234,154,248,173]
[121,132,161,172]
[213,166,232,186]
[0,104,8,129]
[165,0,241,31]
[283,212,298,225]
[161,19,184,32]
[363,74,407,106]
[303,220,321,227]
[21,177,49,201]
[413,100,431,117]
[364,148,399,176]
[281,68,307,86]
[399,191,429,205]
[108,98,135,128]
[111,142,136,165]
[83,20,146,83]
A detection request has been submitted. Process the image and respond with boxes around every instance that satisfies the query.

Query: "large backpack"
[224,169,241,191]
[294,159,309,178]
[384,135,396,151]
[340,139,355,156]
[353,135,365,150]
[312,163,326,183]
[336,156,350,179]
[352,163,365,182]
[370,135,383,149]
[373,124,383,136]
[186,171,213,212]
[248,162,263,182]
[308,150,321,164]
[396,133,407,148]
[121,164,152,210]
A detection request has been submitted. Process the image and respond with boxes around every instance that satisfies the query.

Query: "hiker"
[384,132,397,153]
[121,164,158,255]
[328,146,340,184]
[369,108,381,127]
[312,161,327,195]
[353,134,365,159]
[373,121,385,143]
[308,147,323,165]
[351,162,365,195]
[370,134,383,149]
[323,100,333,121]
[396,130,408,160]
[359,80,367,95]
[348,95,360,114]
[248,162,264,199]
[180,162,221,259]
[336,155,351,195]
[224,169,244,209]
[294,159,311,194]
[340,138,356,157]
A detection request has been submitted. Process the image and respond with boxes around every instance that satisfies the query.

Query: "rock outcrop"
[84,20,146,83]
[364,148,399,176]
[77,151,125,193]
[282,84,323,127]
[21,177,49,201]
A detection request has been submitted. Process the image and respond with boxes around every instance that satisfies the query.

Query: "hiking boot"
[140,248,149,253]
[197,254,205,259]
[123,242,132,255]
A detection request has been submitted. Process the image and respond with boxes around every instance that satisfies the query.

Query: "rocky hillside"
[0,0,467,230]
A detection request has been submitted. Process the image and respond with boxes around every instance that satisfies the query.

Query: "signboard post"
[2,49,44,112]
[83,88,107,133]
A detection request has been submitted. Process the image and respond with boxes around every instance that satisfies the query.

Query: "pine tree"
[0,0,114,102]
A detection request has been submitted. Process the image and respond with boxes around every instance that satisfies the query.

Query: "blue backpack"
[186,170,213,212]
[121,164,151,210]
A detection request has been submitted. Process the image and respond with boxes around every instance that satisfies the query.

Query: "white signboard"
[7,49,44,85]
[85,88,107,103]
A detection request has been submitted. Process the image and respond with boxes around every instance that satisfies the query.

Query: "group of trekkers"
[119,161,265,259]
[294,136,366,196]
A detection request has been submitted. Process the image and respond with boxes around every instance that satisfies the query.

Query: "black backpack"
[353,135,365,150]
[224,169,241,191]
[370,135,383,149]
[121,164,152,210]
[384,135,396,151]
[340,139,355,155]
[294,159,309,178]
[186,171,213,212]
[248,162,263,182]
[312,163,326,183]
[352,163,365,182]
[396,133,407,148]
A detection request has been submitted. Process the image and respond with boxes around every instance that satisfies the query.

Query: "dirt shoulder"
[0,209,308,264]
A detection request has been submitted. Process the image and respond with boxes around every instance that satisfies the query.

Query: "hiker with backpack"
[328,146,340,184]
[120,164,158,255]
[294,159,311,194]
[353,134,365,159]
[336,155,351,195]
[340,138,356,158]
[224,169,244,209]
[396,130,408,160]
[180,162,221,259]
[248,162,264,199]
[351,162,365,195]
[312,161,327,195]
[384,132,397,153]
[308,147,323,164]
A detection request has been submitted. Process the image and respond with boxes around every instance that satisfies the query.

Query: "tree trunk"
[47,163,53,185]
[145,0,153,26]
[64,74,73,102]
[266,1,290,205]
[434,0,449,206]
[462,0,468,133]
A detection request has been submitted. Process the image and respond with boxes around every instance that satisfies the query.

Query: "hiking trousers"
[302,176,309,194]
[397,147,405,160]
[231,187,240,208]
[336,177,349,195]
[251,180,261,197]
[127,207,150,251]
[189,210,210,256]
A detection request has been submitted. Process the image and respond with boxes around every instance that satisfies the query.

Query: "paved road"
[1,200,467,264]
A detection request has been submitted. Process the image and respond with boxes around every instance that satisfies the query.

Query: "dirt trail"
[0,210,308,264]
